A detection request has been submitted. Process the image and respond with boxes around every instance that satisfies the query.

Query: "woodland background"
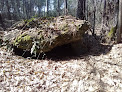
[0,0,121,43]
[0,1,119,30]
[0,1,122,92]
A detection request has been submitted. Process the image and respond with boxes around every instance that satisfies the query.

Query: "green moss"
[23,35,31,41]
[108,26,116,38]
[24,18,35,24]
[40,16,54,21]
[14,34,32,48]
[59,23,69,32]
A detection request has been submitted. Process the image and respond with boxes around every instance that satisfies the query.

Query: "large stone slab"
[4,15,89,54]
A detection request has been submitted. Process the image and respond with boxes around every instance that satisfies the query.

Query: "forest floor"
[0,33,122,92]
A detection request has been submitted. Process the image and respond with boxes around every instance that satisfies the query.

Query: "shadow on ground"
[13,34,113,61]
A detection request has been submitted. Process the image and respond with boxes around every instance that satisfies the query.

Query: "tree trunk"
[16,0,21,19]
[57,0,60,16]
[77,0,86,20]
[5,0,11,20]
[101,0,107,29]
[11,0,19,20]
[117,0,122,43]
[100,0,107,41]
[37,0,41,17]
[0,0,5,12]
[22,0,27,19]
[64,0,68,15]
[92,0,96,35]
[0,13,5,29]
[46,0,49,16]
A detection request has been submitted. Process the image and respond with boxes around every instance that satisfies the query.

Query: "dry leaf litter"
[0,43,122,92]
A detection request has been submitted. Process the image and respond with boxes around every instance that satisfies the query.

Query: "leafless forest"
[0,0,122,92]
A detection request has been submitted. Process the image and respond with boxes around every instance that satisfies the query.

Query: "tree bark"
[37,0,41,16]
[57,0,60,16]
[0,13,5,30]
[64,0,68,15]
[22,0,27,19]
[0,0,5,12]
[117,0,122,43]
[16,0,21,19]
[46,0,49,16]
[5,0,11,20]
[101,0,107,28]
[77,0,86,20]
[92,0,96,35]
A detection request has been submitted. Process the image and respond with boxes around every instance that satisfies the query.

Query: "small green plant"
[31,39,40,57]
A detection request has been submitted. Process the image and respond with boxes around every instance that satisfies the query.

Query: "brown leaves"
[0,44,122,91]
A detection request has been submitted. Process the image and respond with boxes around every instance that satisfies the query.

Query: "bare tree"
[101,0,107,29]
[0,13,5,29]
[77,0,86,19]
[92,0,96,35]
[64,0,68,15]
[46,0,50,16]
[5,0,11,20]
[117,0,122,43]
[57,0,60,16]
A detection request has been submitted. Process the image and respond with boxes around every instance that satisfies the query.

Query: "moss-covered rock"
[14,34,33,49]
[107,26,116,38]
[4,15,90,54]
[106,26,117,43]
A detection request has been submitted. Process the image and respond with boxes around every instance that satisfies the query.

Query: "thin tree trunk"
[37,0,41,17]
[25,1,30,19]
[16,0,21,19]
[101,0,106,29]
[86,0,88,20]
[22,0,27,19]
[92,0,96,35]
[100,0,107,41]
[0,0,5,12]
[11,0,19,20]
[5,0,11,20]
[64,0,68,15]
[0,13,5,30]
[77,0,86,20]
[46,0,49,16]
[57,0,60,16]
[117,0,122,43]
